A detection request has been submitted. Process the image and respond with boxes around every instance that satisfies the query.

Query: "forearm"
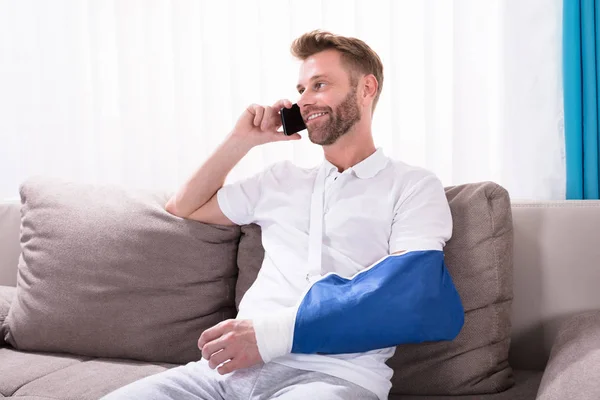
[253,251,464,362]
[166,134,252,217]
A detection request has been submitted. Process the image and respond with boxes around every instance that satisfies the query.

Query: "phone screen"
[280,104,307,136]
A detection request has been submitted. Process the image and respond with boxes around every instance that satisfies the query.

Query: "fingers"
[261,106,275,131]
[247,104,264,127]
[207,347,235,370]
[217,358,244,375]
[198,319,232,350]
[247,100,293,132]
[202,335,229,360]
[246,104,274,131]
[272,98,292,111]
[198,318,262,375]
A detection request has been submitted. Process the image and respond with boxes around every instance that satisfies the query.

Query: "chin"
[308,130,330,146]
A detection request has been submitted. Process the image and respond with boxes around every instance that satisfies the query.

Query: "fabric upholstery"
[389,370,541,400]
[1,176,240,364]
[0,347,91,396]
[536,311,600,400]
[0,344,538,400]
[13,358,176,399]
[0,347,178,398]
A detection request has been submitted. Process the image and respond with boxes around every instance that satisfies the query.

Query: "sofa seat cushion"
[0,346,540,400]
[0,347,92,396]
[0,347,180,399]
[389,370,541,400]
[1,397,66,400]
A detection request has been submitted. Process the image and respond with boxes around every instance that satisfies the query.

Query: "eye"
[315,82,325,90]
[298,88,304,94]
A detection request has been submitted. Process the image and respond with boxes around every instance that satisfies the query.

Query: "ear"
[360,74,378,107]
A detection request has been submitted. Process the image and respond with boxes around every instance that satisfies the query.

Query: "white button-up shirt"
[217,147,452,400]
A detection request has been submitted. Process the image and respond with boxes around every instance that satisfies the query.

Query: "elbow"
[444,300,465,340]
[434,261,465,341]
[432,290,465,341]
[418,286,464,342]
[165,197,183,217]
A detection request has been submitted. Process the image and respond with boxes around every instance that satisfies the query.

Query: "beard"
[307,85,361,146]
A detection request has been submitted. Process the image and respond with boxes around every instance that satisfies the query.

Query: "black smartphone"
[280,104,307,136]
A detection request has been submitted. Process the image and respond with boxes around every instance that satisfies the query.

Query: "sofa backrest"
[2,199,600,370]
[0,201,20,287]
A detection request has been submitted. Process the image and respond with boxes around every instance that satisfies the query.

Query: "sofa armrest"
[536,311,600,400]
[0,285,16,347]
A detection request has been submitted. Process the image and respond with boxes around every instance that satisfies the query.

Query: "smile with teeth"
[306,112,328,122]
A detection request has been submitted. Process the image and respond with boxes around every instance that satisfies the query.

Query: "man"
[102,30,464,400]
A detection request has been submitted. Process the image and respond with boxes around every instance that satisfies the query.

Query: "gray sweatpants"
[100,358,378,400]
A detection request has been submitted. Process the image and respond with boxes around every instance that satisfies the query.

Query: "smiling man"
[102,30,464,400]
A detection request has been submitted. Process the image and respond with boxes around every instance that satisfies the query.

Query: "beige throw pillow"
[1,177,240,364]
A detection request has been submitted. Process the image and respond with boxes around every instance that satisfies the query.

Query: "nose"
[297,91,315,110]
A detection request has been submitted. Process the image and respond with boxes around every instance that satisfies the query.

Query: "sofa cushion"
[0,286,15,348]
[0,347,91,396]
[1,177,240,364]
[0,347,179,399]
[536,311,600,400]
[234,181,514,395]
[389,370,540,400]
[387,182,514,395]
[13,357,178,399]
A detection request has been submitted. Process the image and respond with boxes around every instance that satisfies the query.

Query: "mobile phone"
[280,104,307,136]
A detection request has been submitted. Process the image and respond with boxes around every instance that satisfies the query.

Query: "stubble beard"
[307,85,362,146]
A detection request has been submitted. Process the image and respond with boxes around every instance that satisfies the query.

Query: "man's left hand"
[197,319,263,375]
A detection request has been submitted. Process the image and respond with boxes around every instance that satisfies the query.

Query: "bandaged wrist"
[252,307,297,363]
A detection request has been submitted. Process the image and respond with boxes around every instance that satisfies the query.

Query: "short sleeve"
[389,174,452,254]
[216,166,270,226]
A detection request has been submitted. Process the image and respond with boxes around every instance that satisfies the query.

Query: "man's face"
[296,50,362,146]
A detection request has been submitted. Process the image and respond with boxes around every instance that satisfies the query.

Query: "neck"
[322,125,376,172]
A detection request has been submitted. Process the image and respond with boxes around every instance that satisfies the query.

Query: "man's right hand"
[230,99,302,149]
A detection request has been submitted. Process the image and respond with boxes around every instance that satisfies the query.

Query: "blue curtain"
[564,0,600,199]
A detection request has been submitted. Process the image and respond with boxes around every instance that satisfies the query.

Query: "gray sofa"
[1,178,599,399]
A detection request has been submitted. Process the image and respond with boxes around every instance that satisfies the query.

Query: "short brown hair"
[291,30,384,112]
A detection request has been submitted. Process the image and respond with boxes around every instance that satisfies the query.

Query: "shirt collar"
[322,147,389,179]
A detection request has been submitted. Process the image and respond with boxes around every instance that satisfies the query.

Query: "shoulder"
[380,158,448,214]
[384,158,443,192]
